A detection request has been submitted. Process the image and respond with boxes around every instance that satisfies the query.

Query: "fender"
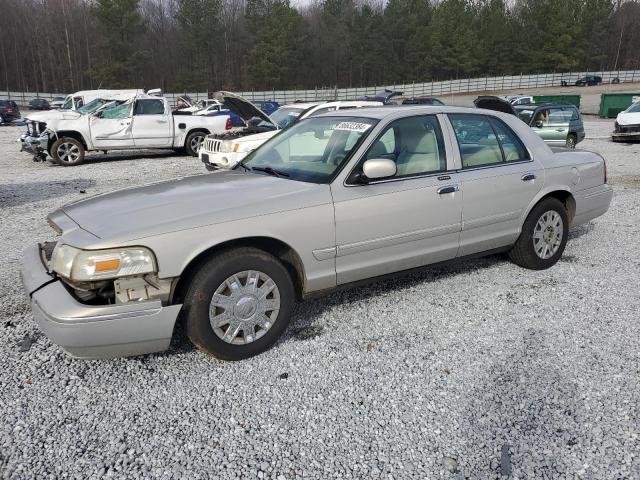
[520,184,575,225]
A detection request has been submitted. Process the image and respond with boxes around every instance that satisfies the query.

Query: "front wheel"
[182,247,295,360]
[509,197,569,270]
[51,137,85,166]
[185,131,206,157]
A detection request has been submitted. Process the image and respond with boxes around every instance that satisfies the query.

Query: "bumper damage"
[21,244,182,359]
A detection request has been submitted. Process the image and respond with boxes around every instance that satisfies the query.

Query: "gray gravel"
[1,119,639,479]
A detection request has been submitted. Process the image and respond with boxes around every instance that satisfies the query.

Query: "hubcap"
[533,210,563,259]
[209,270,280,345]
[57,142,80,163]
[191,135,204,153]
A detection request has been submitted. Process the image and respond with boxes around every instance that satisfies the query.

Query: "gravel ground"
[0,119,639,479]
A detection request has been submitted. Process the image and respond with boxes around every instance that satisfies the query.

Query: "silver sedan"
[21,106,613,360]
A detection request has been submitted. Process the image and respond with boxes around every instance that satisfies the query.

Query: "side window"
[488,118,529,162]
[74,97,84,108]
[134,99,165,115]
[449,114,502,167]
[100,103,132,120]
[363,115,446,178]
[563,106,579,121]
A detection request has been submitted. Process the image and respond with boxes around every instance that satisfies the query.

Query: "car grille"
[203,137,222,153]
[615,123,640,134]
[26,121,47,136]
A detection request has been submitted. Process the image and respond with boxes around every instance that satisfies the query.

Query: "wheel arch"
[51,130,88,150]
[184,127,210,144]
[524,188,576,225]
[171,236,307,305]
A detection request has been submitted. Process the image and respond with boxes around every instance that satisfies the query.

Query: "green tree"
[89,0,147,88]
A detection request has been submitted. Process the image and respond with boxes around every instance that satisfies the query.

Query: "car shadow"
[164,253,508,357]
[81,150,186,165]
[0,179,96,208]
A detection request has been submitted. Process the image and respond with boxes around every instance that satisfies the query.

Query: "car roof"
[318,105,494,119]
[281,102,323,109]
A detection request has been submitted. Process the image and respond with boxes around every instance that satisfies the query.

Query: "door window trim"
[447,113,532,170]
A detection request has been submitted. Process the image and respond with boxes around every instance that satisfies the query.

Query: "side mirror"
[362,158,396,181]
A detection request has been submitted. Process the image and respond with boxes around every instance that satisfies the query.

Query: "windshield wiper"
[236,162,251,172]
[251,166,290,178]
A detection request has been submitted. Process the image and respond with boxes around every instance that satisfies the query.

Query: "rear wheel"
[51,137,85,166]
[185,131,206,156]
[509,197,568,270]
[566,134,577,149]
[182,247,295,360]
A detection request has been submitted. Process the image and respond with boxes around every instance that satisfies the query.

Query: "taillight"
[225,117,232,130]
[6,108,12,113]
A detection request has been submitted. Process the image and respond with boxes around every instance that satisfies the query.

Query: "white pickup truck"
[20,93,236,166]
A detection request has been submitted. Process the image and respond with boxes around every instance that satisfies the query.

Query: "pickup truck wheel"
[566,134,577,149]
[51,137,85,166]
[509,197,568,270]
[185,131,206,156]
[183,247,294,360]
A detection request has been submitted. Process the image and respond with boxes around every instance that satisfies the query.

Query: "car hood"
[26,109,82,123]
[58,171,330,243]
[213,91,274,125]
[474,96,517,115]
[235,130,278,145]
[616,111,640,126]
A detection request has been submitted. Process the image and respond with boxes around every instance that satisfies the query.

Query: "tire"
[566,134,577,149]
[509,197,569,270]
[185,131,206,157]
[51,137,85,166]
[182,247,295,360]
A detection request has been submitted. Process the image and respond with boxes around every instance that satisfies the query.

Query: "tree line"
[1,0,639,95]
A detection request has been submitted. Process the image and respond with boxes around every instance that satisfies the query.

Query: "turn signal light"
[94,258,121,272]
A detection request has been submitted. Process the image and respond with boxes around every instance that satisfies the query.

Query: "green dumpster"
[532,95,581,107]
[598,93,640,118]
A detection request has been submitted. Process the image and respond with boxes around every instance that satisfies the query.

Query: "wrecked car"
[19,92,235,165]
[612,101,640,142]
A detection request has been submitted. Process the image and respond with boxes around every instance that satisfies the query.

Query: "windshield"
[77,98,110,114]
[259,106,305,129]
[62,96,73,110]
[241,116,377,183]
[626,102,640,113]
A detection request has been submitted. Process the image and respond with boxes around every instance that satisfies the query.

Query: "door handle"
[437,184,459,195]
[556,128,565,132]
[120,121,131,126]
[521,173,536,181]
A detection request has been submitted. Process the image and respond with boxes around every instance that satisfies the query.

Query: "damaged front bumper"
[612,123,640,142]
[21,244,182,359]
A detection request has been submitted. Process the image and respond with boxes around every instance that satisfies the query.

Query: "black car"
[28,98,51,110]
[401,97,445,106]
[575,75,602,87]
[0,100,21,123]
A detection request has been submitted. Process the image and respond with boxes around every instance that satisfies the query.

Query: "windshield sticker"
[335,122,371,132]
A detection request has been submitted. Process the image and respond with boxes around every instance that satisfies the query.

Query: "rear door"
[131,98,173,147]
[531,107,570,145]
[446,113,544,256]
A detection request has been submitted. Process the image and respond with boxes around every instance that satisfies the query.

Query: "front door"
[531,107,570,146]
[131,98,173,147]
[331,114,462,285]
[89,102,135,149]
[446,113,544,256]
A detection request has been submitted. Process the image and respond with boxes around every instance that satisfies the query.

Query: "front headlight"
[51,244,157,281]
[219,140,240,153]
